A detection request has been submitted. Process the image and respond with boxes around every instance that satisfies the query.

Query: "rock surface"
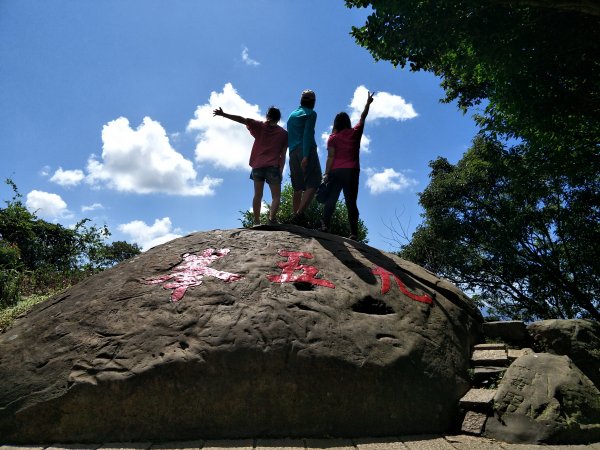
[0,226,482,443]
[484,353,600,444]
[527,319,600,388]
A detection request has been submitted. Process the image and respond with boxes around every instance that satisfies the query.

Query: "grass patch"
[0,293,52,333]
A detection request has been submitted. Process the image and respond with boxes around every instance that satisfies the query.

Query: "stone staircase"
[458,321,533,435]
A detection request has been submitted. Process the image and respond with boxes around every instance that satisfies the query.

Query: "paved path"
[2,435,600,450]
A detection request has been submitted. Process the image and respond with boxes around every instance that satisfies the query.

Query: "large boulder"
[527,319,600,388]
[485,353,600,444]
[0,226,482,443]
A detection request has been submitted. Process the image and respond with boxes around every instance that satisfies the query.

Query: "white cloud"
[187,83,263,170]
[241,46,260,66]
[81,203,104,213]
[365,168,418,195]
[25,190,71,220]
[349,85,418,124]
[87,116,221,196]
[118,217,182,251]
[50,167,85,187]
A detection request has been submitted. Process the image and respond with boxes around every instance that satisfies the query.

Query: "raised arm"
[360,91,375,123]
[213,107,248,125]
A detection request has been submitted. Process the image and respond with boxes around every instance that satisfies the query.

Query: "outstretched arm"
[213,107,248,125]
[360,91,375,123]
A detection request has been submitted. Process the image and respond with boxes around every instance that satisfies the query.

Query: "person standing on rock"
[286,89,322,224]
[320,91,374,240]
[213,106,288,226]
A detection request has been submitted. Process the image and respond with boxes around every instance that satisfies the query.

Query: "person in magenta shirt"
[321,91,374,239]
[213,106,288,225]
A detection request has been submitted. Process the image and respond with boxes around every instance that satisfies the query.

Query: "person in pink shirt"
[321,91,374,239]
[213,106,288,225]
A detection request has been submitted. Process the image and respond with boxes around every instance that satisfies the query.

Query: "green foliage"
[0,179,142,311]
[345,1,600,150]
[347,2,600,320]
[399,136,600,321]
[0,293,50,332]
[240,183,368,243]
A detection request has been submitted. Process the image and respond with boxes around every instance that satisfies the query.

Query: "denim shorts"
[250,166,282,185]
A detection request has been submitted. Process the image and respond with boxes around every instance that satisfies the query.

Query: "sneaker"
[267,218,278,225]
[289,213,305,226]
[348,234,358,241]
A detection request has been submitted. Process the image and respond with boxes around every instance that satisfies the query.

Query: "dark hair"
[333,112,351,132]
[300,90,316,109]
[266,106,281,122]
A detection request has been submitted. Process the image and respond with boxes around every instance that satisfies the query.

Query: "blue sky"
[0,0,480,252]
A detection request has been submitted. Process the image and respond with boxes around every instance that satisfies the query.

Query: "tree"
[0,179,142,305]
[399,136,600,321]
[346,1,600,320]
[240,183,369,243]
[345,0,600,151]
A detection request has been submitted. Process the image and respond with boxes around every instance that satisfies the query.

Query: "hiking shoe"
[289,213,306,226]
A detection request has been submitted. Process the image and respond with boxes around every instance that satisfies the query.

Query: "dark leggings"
[323,168,360,236]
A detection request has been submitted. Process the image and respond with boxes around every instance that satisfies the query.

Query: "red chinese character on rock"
[372,266,432,304]
[267,249,335,288]
[142,248,243,302]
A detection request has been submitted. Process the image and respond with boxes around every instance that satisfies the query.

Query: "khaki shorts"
[289,146,322,191]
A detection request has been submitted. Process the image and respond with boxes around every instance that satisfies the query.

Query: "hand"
[213,107,224,117]
[301,157,308,171]
[367,91,375,105]
[323,173,329,182]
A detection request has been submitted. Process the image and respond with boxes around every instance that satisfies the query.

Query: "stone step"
[471,348,509,367]
[471,366,506,387]
[473,343,507,351]
[459,388,497,412]
[460,410,489,435]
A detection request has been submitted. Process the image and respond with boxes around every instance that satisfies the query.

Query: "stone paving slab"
[398,435,456,450]
[304,439,353,449]
[353,437,409,450]
[3,437,600,450]
[443,434,502,450]
[202,441,254,450]
[255,440,305,450]
[98,444,152,450]
[47,446,99,450]
[0,447,46,450]
[149,442,204,449]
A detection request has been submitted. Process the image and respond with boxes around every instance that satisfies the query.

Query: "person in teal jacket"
[286,89,322,222]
